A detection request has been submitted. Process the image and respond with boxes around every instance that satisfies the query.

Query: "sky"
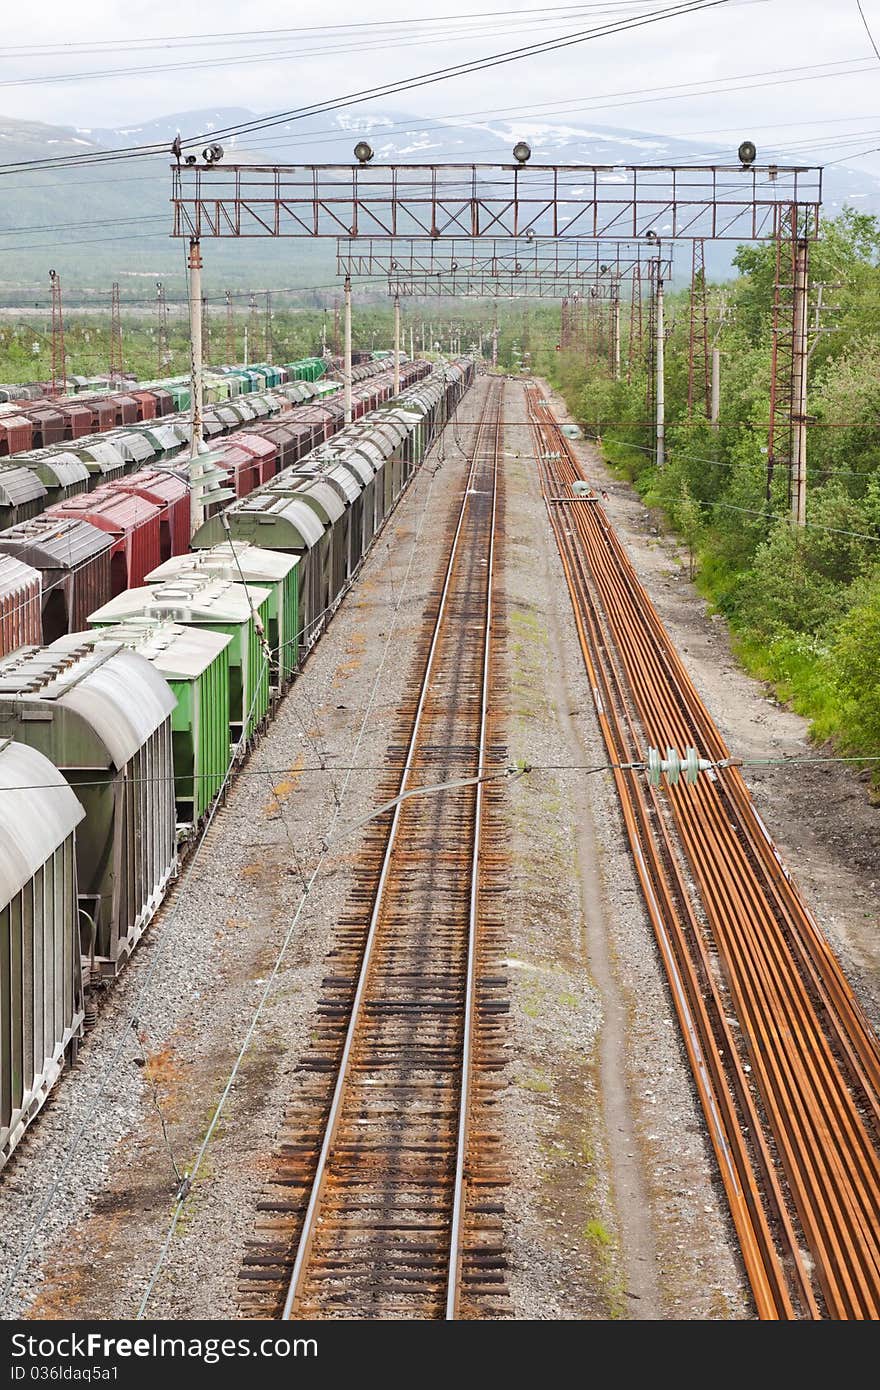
[4,0,880,175]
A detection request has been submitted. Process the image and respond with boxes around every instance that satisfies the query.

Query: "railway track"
[239,378,509,1320]
[526,383,880,1319]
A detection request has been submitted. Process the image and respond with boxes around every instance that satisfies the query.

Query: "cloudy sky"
[4,0,880,174]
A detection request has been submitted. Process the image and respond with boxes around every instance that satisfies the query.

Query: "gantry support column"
[791,238,809,528]
[393,293,400,394]
[344,275,352,425]
[188,237,205,533]
[655,268,665,469]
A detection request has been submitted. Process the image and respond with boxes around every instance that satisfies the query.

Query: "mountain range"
[1,106,877,301]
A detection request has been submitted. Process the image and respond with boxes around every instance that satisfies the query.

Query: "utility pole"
[343,275,352,424]
[202,293,210,367]
[791,237,809,528]
[248,294,260,363]
[156,281,169,376]
[611,283,621,381]
[333,299,340,358]
[393,292,400,394]
[655,263,665,469]
[225,290,234,363]
[49,269,66,397]
[109,281,124,381]
[410,323,414,361]
[188,237,205,533]
[265,291,273,365]
[243,325,249,368]
[321,310,327,356]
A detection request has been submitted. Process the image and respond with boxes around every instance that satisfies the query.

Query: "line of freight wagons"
[0,358,426,653]
[0,359,474,1168]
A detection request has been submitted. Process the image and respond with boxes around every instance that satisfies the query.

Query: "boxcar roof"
[0,553,41,598]
[89,577,270,626]
[55,623,232,682]
[0,643,175,767]
[0,516,112,568]
[14,452,91,488]
[0,466,48,507]
[0,739,84,908]
[147,542,298,585]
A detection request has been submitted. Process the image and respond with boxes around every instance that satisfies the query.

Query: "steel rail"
[276,380,504,1320]
[529,398,800,1316]
[527,384,880,1317]
[446,394,500,1321]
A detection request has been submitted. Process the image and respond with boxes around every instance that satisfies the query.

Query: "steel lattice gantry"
[171,157,823,523]
[171,162,821,242]
[336,237,673,281]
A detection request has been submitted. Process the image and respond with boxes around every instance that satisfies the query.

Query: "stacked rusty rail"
[526,384,880,1318]
[239,379,509,1320]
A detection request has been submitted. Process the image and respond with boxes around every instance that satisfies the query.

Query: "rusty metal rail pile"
[239,379,509,1320]
[525,384,880,1319]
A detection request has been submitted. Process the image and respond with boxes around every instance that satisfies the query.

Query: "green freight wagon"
[286,358,326,382]
[61,621,232,828]
[146,543,299,687]
[0,641,177,974]
[88,577,271,743]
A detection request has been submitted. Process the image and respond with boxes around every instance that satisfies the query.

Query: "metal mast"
[49,269,65,397]
[156,280,170,375]
[109,281,124,381]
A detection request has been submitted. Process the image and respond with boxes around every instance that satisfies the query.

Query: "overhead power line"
[0,1,732,175]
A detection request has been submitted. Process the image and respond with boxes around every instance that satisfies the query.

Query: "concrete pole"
[421,321,426,353]
[344,275,353,425]
[243,326,248,368]
[655,269,665,470]
[410,324,414,360]
[188,237,205,534]
[711,347,721,429]
[791,238,810,528]
[393,294,400,394]
[491,325,498,368]
[611,289,621,380]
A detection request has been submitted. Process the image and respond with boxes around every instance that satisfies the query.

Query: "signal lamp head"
[185,154,198,165]
[202,143,224,163]
[738,140,757,167]
[512,141,531,164]
[354,141,374,164]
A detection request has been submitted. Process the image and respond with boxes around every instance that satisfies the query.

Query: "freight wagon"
[0,554,42,657]
[0,739,85,1169]
[0,516,114,643]
[0,641,177,975]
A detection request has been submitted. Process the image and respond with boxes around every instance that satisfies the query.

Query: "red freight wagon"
[110,394,140,425]
[290,404,337,447]
[0,516,113,642]
[54,401,95,439]
[0,414,34,457]
[130,391,158,421]
[76,397,117,433]
[0,553,42,657]
[254,422,306,472]
[231,433,278,485]
[147,388,174,417]
[22,406,66,448]
[113,469,190,561]
[215,445,263,499]
[47,486,162,594]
